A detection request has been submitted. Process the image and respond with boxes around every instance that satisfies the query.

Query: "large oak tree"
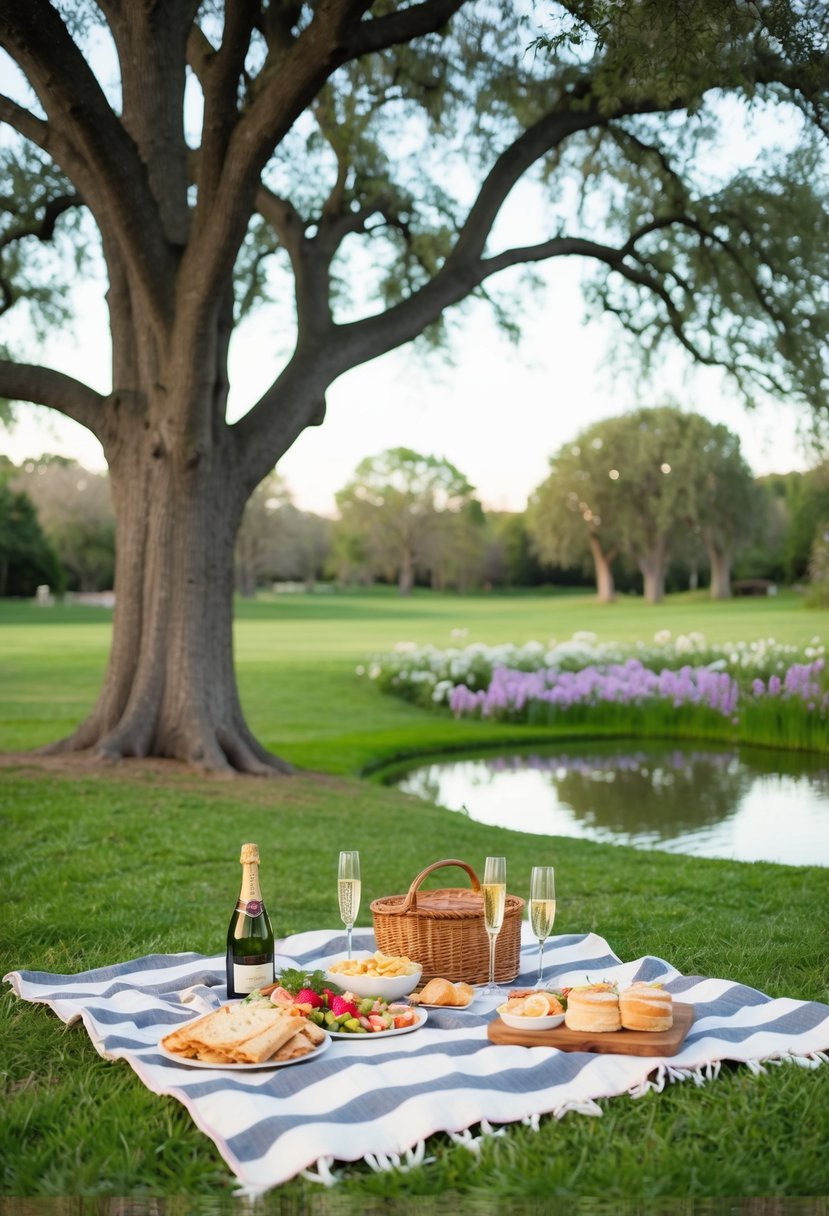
[0,0,826,770]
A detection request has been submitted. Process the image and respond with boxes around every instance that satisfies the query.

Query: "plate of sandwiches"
[159,1001,330,1069]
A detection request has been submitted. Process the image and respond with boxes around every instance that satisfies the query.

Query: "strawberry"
[294,988,324,1008]
[330,995,359,1017]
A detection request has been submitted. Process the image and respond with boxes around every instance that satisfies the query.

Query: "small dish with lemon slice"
[496,989,565,1030]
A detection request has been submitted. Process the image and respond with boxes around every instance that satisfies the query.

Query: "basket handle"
[400,859,481,912]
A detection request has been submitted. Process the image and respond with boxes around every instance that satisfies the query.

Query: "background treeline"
[3,406,829,602]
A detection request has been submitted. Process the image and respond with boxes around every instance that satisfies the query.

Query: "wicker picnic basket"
[370,858,524,984]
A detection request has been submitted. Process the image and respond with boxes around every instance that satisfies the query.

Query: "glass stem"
[346,923,353,960]
[537,939,544,985]
[488,932,496,986]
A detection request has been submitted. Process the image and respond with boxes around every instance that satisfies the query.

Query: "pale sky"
[1,256,815,518]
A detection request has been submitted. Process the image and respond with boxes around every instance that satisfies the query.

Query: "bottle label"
[237,899,262,916]
[233,960,274,993]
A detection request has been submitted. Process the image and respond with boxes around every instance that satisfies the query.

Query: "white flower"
[654,630,672,645]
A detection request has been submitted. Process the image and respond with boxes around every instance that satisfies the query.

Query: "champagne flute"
[528,866,556,988]
[338,851,361,960]
[481,855,506,996]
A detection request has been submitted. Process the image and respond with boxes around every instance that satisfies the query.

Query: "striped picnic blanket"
[5,926,829,1196]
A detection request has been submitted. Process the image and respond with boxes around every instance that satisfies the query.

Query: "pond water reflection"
[391,741,829,866]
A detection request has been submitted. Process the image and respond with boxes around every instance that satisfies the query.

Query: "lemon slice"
[521,993,551,1018]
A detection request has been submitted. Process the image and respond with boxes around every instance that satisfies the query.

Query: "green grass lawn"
[1,587,828,1203]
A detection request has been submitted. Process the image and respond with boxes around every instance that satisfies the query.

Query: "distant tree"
[329,527,372,588]
[526,423,628,603]
[482,512,549,588]
[270,504,332,589]
[14,457,115,591]
[784,463,829,583]
[0,477,64,597]
[423,498,487,592]
[733,474,791,585]
[234,472,292,596]
[335,449,480,595]
[806,521,829,608]
[529,408,757,603]
[679,415,759,599]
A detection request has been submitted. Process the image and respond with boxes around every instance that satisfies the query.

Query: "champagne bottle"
[226,842,275,999]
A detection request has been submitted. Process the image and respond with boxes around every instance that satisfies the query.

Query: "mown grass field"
[1,587,828,1207]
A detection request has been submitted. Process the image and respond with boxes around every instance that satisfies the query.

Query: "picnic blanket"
[5,926,829,1197]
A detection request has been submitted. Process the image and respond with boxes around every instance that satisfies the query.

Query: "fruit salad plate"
[327,1009,429,1039]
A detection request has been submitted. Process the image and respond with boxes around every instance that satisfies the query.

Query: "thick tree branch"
[0,193,81,251]
[105,1,198,246]
[187,4,260,210]
[254,184,304,259]
[0,0,173,330]
[343,0,466,58]
[180,0,468,319]
[0,94,50,150]
[0,360,107,433]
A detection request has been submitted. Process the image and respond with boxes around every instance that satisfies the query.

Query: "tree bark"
[40,410,290,775]
[707,545,732,600]
[398,549,415,596]
[637,542,667,604]
[588,534,616,603]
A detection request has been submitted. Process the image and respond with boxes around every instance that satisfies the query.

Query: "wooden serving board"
[487,1001,694,1057]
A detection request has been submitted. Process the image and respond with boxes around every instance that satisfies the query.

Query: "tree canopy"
[527,406,758,601]
[0,0,826,770]
[334,447,481,593]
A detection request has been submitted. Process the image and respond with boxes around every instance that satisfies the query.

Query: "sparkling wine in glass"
[338,851,361,960]
[481,855,506,996]
[528,866,556,988]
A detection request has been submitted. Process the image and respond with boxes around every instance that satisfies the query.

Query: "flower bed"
[359,632,829,748]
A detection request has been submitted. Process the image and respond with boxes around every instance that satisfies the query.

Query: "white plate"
[415,997,477,1011]
[497,1010,565,1031]
[157,1031,331,1070]
[327,1009,428,1039]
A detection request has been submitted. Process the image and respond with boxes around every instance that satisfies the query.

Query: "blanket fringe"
[447,1119,508,1154]
[300,1156,339,1187]
[629,1049,827,1099]
[364,1140,435,1175]
[522,1097,603,1131]
[298,1051,828,1187]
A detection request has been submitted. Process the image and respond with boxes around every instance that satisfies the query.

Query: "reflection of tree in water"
[545,752,750,840]
[477,746,749,840]
[404,770,447,809]
[396,742,829,846]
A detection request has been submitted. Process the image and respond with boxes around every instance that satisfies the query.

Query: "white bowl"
[497,1006,565,1031]
[324,963,422,1002]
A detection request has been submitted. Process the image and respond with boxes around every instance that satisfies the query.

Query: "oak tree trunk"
[40,405,291,775]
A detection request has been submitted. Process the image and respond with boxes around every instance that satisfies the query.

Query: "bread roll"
[564,985,621,1032]
[412,978,474,1007]
[619,982,673,1032]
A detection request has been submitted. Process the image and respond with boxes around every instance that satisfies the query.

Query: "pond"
[390,741,829,867]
